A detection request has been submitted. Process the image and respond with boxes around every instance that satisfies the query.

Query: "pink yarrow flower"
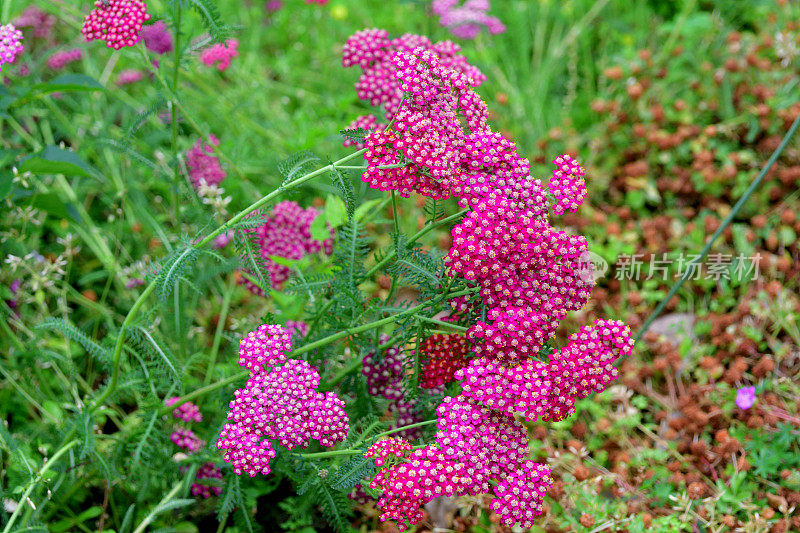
[81,0,151,50]
[217,324,350,476]
[432,0,506,40]
[140,20,172,54]
[550,154,588,215]
[0,24,24,68]
[736,386,756,410]
[186,135,226,188]
[46,48,83,70]
[116,69,144,86]
[199,39,238,71]
[13,7,56,40]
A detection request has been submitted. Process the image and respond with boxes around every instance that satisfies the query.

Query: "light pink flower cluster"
[166,397,203,422]
[81,0,150,50]
[343,30,485,120]
[239,201,333,293]
[366,437,413,467]
[549,154,587,215]
[46,48,83,70]
[217,324,349,476]
[186,135,226,188]
[14,6,55,40]
[140,20,172,54]
[432,0,506,40]
[0,24,23,68]
[170,426,204,453]
[199,39,239,71]
[116,69,144,86]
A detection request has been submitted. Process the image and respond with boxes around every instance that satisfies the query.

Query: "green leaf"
[310,213,332,240]
[20,146,96,178]
[14,75,104,106]
[354,198,384,222]
[323,194,348,229]
[0,170,13,200]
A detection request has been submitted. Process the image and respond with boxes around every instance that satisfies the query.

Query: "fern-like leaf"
[153,244,201,298]
[184,0,233,42]
[279,150,320,187]
[36,318,110,364]
[329,163,356,221]
[311,483,353,533]
[339,127,369,144]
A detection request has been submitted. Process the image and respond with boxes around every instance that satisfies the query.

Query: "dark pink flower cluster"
[46,48,83,70]
[341,30,634,530]
[166,398,223,498]
[550,154,587,215]
[418,333,470,390]
[166,397,203,422]
[343,30,485,120]
[240,201,333,293]
[170,426,204,453]
[217,324,349,476]
[116,69,144,86]
[365,437,412,467]
[140,20,172,54]
[432,0,506,40]
[190,462,223,498]
[14,6,55,40]
[342,114,385,149]
[199,39,239,71]
[0,24,23,68]
[81,0,150,50]
[362,339,426,437]
[186,135,226,188]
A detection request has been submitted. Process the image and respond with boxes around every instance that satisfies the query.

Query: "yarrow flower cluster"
[340,29,635,530]
[199,39,239,71]
[81,0,151,50]
[431,0,506,40]
[165,398,223,498]
[186,135,226,188]
[550,154,587,215]
[0,24,24,69]
[116,69,144,86]
[46,48,83,70]
[166,397,203,422]
[140,20,172,54]
[362,338,430,438]
[418,333,470,390]
[239,201,333,294]
[217,324,349,476]
[366,437,413,467]
[14,7,55,40]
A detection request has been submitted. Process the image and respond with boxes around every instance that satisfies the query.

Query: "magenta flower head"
[14,7,56,40]
[199,39,239,71]
[432,0,505,40]
[736,386,756,410]
[140,20,172,54]
[0,24,24,69]
[116,69,144,86]
[46,48,83,71]
[186,135,226,188]
[81,0,151,50]
[550,154,588,215]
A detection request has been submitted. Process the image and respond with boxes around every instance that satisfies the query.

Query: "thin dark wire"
[633,109,800,345]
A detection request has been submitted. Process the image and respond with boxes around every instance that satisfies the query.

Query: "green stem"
[3,440,79,533]
[295,420,438,460]
[372,420,437,441]
[170,1,183,220]
[204,275,236,385]
[95,148,366,411]
[132,480,183,533]
[634,108,800,347]
[413,315,468,332]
